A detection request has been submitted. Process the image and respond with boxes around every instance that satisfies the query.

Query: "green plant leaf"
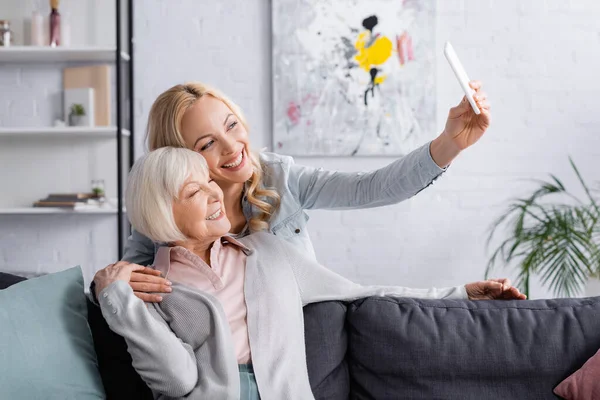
[486,158,599,298]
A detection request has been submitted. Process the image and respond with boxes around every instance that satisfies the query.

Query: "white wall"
[0,0,120,286]
[2,0,599,299]
[134,0,600,299]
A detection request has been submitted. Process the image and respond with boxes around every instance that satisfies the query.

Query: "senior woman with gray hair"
[93,147,525,400]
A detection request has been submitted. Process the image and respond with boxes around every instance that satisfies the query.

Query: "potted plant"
[486,158,600,298]
[69,103,86,126]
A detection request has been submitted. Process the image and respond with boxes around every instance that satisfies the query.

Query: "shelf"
[0,127,130,138]
[0,46,130,63]
[0,207,123,215]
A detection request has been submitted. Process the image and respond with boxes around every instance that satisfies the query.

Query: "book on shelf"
[33,192,99,208]
[33,201,78,208]
[46,193,97,202]
[33,201,114,211]
[63,65,111,126]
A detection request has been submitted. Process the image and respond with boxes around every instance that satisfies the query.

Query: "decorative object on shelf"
[63,65,111,126]
[486,158,600,298]
[64,87,94,127]
[32,192,116,211]
[30,11,44,46]
[68,104,86,126]
[49,0,61,47]
[34,192,96,208]
[0,20,13,47]
[272,0,436,156]
[91,179,106,205]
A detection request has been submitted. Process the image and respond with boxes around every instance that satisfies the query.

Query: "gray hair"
[125,147,209,243]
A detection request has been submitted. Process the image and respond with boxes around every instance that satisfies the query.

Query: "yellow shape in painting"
[354,31,393,72]
[374,75,386,85]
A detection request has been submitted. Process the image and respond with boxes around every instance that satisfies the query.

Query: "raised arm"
[286,81,492,211]
[288,141,446,210]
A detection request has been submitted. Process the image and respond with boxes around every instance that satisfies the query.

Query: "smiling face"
[180,95,254,187]
[172,168,231,244]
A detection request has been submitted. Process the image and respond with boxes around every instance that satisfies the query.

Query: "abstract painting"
[272,0,436,156]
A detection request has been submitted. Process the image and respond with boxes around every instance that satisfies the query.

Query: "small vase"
[69,114,84,126]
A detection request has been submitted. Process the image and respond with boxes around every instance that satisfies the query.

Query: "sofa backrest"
[342,296,600,400]
[85,295,600,400]
[303,301,349,400]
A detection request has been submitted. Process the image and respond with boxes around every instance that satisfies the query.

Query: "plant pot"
[69,114,85,126]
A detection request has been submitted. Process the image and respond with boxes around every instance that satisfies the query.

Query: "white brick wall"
[0,0,120,287]
[133,0,600,299]
[2,0,599,298]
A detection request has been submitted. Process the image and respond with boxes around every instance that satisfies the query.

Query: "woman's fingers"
[128,268,172,296]
[477,100,491,110]
[474,92,487,101]
[474,91,489,111]
[130,270,171,285]
[130,281,172,294]
[134,291,164,303]
[125,263,148,274]
[489,278,511,290]
[469,80,482,91]
[140,267,162,276]
[508,286,526,299]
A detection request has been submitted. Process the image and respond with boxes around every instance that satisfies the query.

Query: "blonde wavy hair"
[146,82,280,232]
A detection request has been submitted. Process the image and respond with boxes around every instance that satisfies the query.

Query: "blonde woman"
[93,148,523,400]
[94,80,491,302]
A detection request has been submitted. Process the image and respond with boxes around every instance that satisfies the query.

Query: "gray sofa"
[3,271,597,399]
[306,296,600,400]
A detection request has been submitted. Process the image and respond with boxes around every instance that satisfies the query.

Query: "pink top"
[152,236,251,364]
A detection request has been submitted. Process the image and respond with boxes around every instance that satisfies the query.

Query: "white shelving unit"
[0,207,121,215]
[0,127,131,138]
[0,46,130,63]
[0,0,134,269]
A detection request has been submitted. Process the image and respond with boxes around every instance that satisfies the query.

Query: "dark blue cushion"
[304,301,349,400]
[0,271,26,290]
[87,298,153,400]
[347,296,600,400]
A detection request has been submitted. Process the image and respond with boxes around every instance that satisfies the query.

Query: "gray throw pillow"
[0,267,105,399]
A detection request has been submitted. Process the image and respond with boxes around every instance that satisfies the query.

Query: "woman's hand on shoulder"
[465,278,527,300]
[93,262,172,302]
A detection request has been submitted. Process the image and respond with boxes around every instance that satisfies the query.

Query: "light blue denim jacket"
[122,141,446,265]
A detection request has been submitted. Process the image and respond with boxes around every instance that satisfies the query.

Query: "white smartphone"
[444,41,481,115]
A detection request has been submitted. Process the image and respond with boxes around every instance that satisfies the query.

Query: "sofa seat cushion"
[346,296,600,400]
